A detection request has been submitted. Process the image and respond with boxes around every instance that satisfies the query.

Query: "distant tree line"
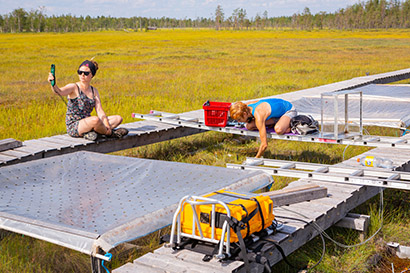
[1,0,410,33]
[291,0,410,29]
[0,7,213,33]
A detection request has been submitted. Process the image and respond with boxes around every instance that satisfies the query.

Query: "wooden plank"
[262,185,328,207]
[316,187,356,199]
[112,261,172,273]
[122,123,154,131]
[18,143,63,159]
[41,136,78,148]
[334,213,370,232]
[276,224,300,235]
[125,121,177,131]
[275,219,307,230]
[395,244,410,259]
[307,195,347,209]
[0,153,17,162]
[12,144,45,154]
[81,126,203,154]
[286,202,341,227]
[0,149,32,159]
[1,146,44,166]
[284,201,333,215]
[27,137,98,152]
[264,184,320,195]
[136,251,235,273]
[0,138,22,152]
[309,187,375,226]
[153,247,243,271]
[275,204,326,223]
[23,139,62,152]
[261,231,289,244]
[52,134,93,145]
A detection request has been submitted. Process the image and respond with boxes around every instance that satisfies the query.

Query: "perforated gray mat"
[289,84,410,128]
[0,151,272,255]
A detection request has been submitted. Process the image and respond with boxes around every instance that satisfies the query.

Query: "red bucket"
[203,101,231,127]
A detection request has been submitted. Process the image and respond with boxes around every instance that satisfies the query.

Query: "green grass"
[1,28,410,272]
[0,231,89,272]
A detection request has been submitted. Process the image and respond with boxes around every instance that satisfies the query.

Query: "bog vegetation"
[2,0,410,32]
[0,28,409,272]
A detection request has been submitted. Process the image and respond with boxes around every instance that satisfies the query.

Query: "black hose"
[271,215,326,271]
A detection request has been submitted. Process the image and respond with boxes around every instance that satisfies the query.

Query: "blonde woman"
[47,60,128,141]
[230,98,296,158]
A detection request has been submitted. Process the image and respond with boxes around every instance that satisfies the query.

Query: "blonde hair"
[230,102,250,120]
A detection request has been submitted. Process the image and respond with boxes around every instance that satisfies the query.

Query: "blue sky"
[1,0,358,19]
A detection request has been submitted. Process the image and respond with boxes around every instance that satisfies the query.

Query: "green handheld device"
[50,64,56,87]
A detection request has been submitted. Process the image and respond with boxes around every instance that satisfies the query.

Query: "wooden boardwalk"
[1,68,409,167]
[0,120,203,167]
[1,68,409,272]
[114,143,410,273]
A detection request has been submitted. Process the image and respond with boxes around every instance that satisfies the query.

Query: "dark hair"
[79,60,98,76]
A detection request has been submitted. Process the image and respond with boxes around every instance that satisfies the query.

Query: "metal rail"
[169,195,232,259]
[226,158,410,190]
[132,112,410,149]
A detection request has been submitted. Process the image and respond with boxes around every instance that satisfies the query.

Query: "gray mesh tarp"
[0,151,272,255]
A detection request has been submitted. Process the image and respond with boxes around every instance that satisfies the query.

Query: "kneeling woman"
[230,98,297,158]
[47,60,128,141]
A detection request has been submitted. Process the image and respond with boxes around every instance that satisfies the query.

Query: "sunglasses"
[77,70,91,76]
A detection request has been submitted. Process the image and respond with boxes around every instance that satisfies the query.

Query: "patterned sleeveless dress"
[66,84,96,137]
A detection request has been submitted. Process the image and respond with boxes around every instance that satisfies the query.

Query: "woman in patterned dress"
[47,60,128,141]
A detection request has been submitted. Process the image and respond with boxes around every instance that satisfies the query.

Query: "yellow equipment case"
[180,190,274,243]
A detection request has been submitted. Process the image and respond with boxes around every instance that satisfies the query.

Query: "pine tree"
[215,5,224,30]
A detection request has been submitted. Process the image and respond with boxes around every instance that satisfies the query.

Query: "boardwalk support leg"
[334,213,370,241]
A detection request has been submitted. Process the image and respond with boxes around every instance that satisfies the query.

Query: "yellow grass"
[1,28,410,140]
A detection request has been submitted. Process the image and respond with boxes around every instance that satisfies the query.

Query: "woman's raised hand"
[48,72,55,84]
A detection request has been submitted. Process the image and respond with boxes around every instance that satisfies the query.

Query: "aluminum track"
[227,157,410,190]
[132,112,410,149]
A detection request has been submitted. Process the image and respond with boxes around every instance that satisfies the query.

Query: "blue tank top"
[248,98,292,120]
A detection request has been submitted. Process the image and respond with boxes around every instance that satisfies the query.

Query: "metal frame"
[170,195,232,259]
[321,90,363,139]
[227,158,410,190]
[132,112,410,149]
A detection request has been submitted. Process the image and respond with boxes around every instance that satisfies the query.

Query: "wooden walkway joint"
[0,138,22,152]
